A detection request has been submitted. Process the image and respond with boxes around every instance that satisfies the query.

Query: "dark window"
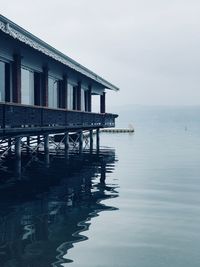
[0,61,12,102]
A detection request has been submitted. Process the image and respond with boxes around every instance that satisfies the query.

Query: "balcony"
[0,103,118,137]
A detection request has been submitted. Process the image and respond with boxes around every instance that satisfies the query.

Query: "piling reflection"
[0,148,118,267]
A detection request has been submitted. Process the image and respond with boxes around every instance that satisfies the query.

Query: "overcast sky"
[1,0,200,108]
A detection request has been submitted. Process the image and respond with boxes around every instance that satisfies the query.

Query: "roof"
[0,14,119,91]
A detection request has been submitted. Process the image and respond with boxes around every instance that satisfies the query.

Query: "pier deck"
[0,102,117,138]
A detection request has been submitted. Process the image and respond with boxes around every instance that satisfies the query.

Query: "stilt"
[44,134,49,154]
[44,134,50,166]
[96,128,100,152]
[64,132,69,151]
[8,138,12,156]
[37,135,40,151]
[79,131,83,153]
[26,136,30,153]
[64,132,69,159]
[89,129,93,152]
[15,137,21,178]
[15,137,21,160]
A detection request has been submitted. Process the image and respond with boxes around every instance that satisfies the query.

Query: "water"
[0,106,200,266]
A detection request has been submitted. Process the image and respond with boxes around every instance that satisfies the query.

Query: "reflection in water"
[0,149,118,267]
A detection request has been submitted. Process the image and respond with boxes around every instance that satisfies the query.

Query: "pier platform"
[101,128,134,133]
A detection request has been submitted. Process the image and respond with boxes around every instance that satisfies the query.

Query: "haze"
[1,0,200,110]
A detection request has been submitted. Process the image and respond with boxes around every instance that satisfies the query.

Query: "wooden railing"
[0,103,118,136]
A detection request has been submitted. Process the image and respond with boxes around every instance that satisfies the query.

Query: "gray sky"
[1,0,200,108]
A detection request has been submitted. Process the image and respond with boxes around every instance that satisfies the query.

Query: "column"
[42,67,48,107]
[58,80,63,108]
[100,92,106,113]
[12,54,21,103]
[88,86,92,112]
[77,82,81,111]
[84,90,88,112]
[5,63,11,102]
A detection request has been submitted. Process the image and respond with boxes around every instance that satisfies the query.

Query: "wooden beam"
[12,54,21,103]
[41,67,48,107]
[88,86,92,112]
[5,63,11,102]
[100,92,106,113]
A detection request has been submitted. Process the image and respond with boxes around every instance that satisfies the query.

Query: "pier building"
[0,15,118,159]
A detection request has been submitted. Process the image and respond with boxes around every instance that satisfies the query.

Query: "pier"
[101,128,134,133]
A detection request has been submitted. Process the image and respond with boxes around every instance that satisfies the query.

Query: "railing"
[0,102,118,136]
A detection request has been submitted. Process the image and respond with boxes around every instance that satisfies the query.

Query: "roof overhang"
[0,14,119,92]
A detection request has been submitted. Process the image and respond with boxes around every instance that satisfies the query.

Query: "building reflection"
[0,149,118,267]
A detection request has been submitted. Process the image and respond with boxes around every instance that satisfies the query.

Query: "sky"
[1,0,200,109]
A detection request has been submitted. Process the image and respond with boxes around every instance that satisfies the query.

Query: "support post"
[15,137,22,177]
[100,92,106,113]
[79,131,83,153]
[37,135,40,151]
[5,63,11,102]
[15,137,21,160]
[12,54,21,103]
[27,136,30,153]
[96,128,100,152]
[89,129,93,151]
[8,138,12,156]
[44,134,50,167]
[44,134,49,154]
[64,132,69,153]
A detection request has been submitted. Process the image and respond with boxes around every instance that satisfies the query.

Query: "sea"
[0,105,200,267]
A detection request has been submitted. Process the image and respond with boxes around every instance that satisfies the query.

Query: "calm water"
[0,106,200,266]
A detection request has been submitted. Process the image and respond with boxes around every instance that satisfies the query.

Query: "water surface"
[0,106,200,267]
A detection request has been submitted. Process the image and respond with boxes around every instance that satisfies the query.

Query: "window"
[67,83,73,110]
[21,68,34,105]
[0,60,12,102]
[48,77,59,108]
[81,88,85,111]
